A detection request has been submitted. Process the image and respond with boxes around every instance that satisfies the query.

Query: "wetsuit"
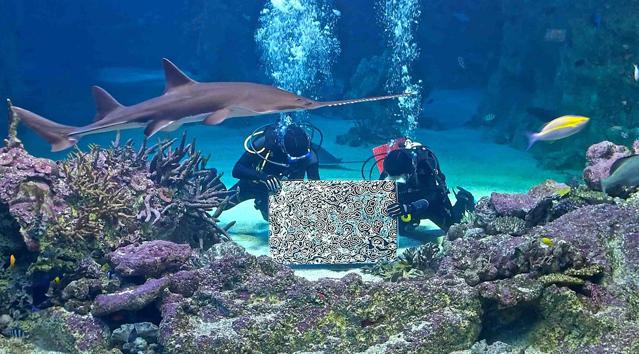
[226,128,320,220]
[381,146,469,232]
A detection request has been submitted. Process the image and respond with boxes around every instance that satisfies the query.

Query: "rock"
[464,228,486,239]
[447,223,468,241]
[29,307,111,353]
[62,278,103,301]
[123,336,148,353]
[476,274,544,308]
[92,277,169,316]
[489,193,537,218]
[490,180,568,218]
[535,204,639,282]
[469,339,515,354]
[158,251,481,354]
[109,240,192,278]
[0,314,12,330]
[486,216,527,236]
[0,146,67,252]
[111,324,135,345]
[583,141,631,191]
[134,322,159,343]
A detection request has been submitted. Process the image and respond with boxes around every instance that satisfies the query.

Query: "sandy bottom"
[23,115,572,281]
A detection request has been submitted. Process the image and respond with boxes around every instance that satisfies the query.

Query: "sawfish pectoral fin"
[144,119,175,137]
[203,109,230,126]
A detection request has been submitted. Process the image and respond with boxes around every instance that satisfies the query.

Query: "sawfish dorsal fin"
[92,86,123,122]
[162,58,195,93]
[609,155,638,175]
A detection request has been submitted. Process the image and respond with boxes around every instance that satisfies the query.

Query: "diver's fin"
[609,155,637,174]
[203,108,230,126]
[92,86,124,122]
[144,119,175,137]
[162,58,195,93]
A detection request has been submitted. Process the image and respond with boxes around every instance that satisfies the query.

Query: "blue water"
[0,0,576,265]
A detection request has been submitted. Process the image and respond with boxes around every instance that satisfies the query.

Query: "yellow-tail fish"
[526,115,590,150]
[9,254,15,268]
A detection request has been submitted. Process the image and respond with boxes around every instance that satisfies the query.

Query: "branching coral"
[61,146,136,240]
[146,132,236,244]
[364,243,441,281]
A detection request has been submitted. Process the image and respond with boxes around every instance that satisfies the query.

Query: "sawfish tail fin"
[10,106,79,152]
[312,92,413,109]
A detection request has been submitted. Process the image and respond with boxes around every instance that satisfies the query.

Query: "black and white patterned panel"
[269,180,397,264]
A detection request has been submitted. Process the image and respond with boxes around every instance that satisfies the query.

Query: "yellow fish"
[541,237,553,246]
[527,115,590,150]
[9,255,15,268]
[54,276,61,285]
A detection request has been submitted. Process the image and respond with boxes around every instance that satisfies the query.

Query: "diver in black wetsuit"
[380,141,475,233]
[226,123,320,220]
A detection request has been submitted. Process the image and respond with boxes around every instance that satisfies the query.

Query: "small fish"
[633,64,638,82]
[8,327,26,338]
[541,237,553,246]
[526,115,590,150]
[601,155,639,195]
[9,255,15,268]
[555,186,571,197]
[53,276,61,285]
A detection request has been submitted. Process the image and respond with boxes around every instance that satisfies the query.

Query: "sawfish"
[10,58,409,152]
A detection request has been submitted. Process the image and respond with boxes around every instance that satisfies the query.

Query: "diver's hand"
[262,175,281,193]
[387,203,410,218]
[453,186,475,210]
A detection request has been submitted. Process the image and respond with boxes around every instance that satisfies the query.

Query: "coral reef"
[4,134,639,353]
[0,131,233,328]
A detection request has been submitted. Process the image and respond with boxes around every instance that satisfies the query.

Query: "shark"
[10,58,409,152]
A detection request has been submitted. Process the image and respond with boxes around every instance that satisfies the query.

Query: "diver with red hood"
[379,138,475,233]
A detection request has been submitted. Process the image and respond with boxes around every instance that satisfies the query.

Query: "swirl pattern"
[269,180,397,264]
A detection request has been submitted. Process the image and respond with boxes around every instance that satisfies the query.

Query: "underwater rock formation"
[109,240,192,278]
[583,140,632,190]
[3,130,639,352]
[158,243,481,354]
[0,130,232,327]
[92,277,169,317]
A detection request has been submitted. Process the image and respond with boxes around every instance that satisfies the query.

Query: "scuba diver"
[226,122,320,220]
[378,138,475,233]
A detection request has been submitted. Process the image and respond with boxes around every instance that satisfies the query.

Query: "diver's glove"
[387,203,410,218]
[453,186,475,211]
[262,175,282,193]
